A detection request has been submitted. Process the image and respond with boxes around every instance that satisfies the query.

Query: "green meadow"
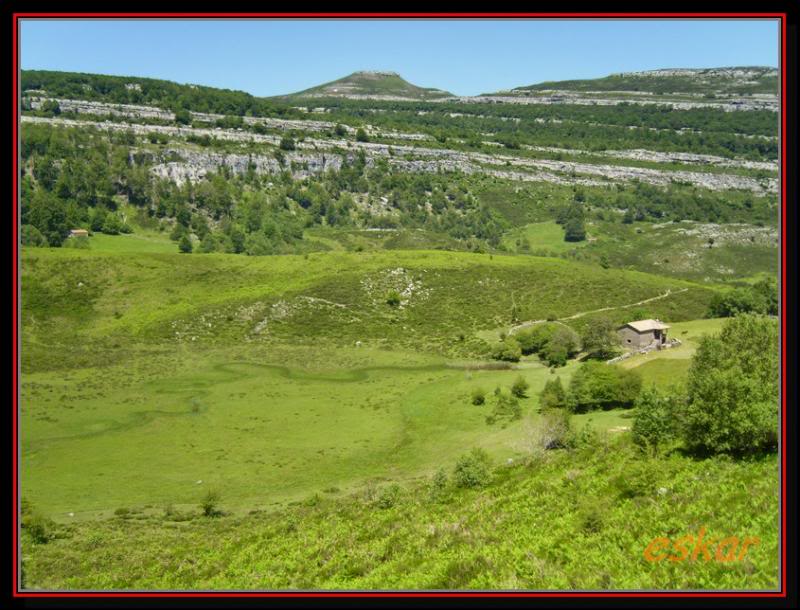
[20,245,719,518]
[20,240,777,591]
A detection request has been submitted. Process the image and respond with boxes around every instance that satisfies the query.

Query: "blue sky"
[20,19,779,97]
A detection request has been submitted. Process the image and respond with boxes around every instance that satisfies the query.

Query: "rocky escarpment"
[23,115,777,194]
[439,93,778,112]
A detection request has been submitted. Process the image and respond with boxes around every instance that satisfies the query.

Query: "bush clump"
[491,339,521,362]
[453,448,492,488]
[510,375,530,398]
[376,484,402,509]
[385,290,401,307]
[200,490,222,517]
[566,361,642,413]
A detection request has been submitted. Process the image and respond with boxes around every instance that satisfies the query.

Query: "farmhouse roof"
[624,319,670,332]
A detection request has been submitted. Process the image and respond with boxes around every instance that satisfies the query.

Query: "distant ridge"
[486,66,778,96]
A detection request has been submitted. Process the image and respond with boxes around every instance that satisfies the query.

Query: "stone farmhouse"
[617,319,670,350]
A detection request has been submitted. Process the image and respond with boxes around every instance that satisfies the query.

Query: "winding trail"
[507,287,689,335]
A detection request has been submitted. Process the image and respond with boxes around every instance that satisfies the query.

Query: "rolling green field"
[25,246,712,519]
[23,344,587,518]
[21,242,779,593]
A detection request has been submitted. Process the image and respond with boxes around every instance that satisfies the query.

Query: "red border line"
[12,10,19,601]
[12,12,788,599]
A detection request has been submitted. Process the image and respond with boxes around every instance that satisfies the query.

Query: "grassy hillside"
[21,248,715,357]
[504,67,778,95]
[20,248,717,519]
[287,71,452,99]
[22,435,778,590]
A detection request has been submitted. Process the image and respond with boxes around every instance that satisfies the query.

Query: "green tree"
[539,377,566,410]
[27,188,68,246]
[631,386,682,451]
[622,208,635,224]
[229,226,246,253]
[40,99,61,116]
[178,234,193,253]
[581,317,620,360]
[541,326,580,366]
[199,232,217,253]
[681,314,778,454]
[170,222,187,241]
[101,213,123,235]
[355,128,369,143]
[515,324,556,355]
[563,215,586,242]
[20,224,48,247]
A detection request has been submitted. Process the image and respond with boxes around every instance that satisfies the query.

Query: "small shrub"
[471,388,486,406]
[22,513,54,544]
[510,375,530,398]
[385,290,401,307]
[453,448,492,488]
[279,135,296,151]
[429,468,449,501]
[113,507,131,517]
[537,409,573,450]
[490,392,522,423]
[178,234,193,254]
[492,339,521,362]
[579,505,605,534]
[200,490,222,517]
[376,484,402,509]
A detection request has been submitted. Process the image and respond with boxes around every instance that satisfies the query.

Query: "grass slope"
[22,435,778,590]
[20,248,717,518]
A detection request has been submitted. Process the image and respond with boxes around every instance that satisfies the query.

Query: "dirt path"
[508,288,689,335]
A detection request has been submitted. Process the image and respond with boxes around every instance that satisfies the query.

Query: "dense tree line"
[19,122,509,252]
[21,70,300,118]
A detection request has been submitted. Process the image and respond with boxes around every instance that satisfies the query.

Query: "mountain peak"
[284,71,452,100]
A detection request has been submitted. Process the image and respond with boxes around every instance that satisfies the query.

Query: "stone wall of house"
[618,327,654,349]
